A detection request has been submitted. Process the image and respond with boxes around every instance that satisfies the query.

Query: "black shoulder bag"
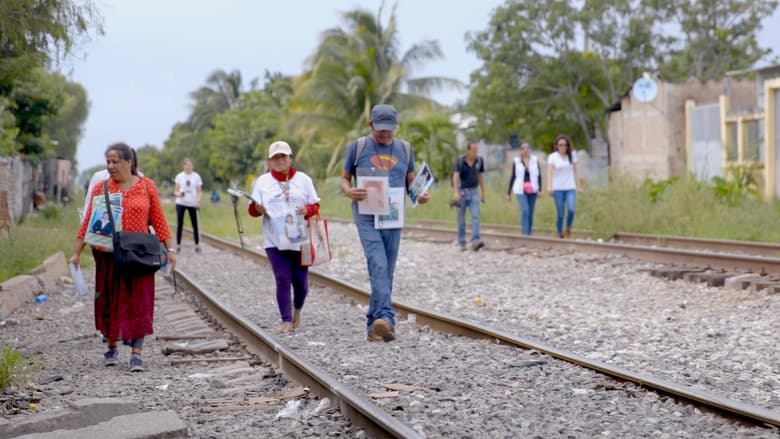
[104,180,162,276]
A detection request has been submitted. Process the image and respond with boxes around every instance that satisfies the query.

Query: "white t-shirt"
[251,171,320,250]
[548,151,577,191]
[83,169,109,216]
[175,171,203,207]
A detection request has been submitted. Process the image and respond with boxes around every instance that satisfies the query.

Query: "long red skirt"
[92,250,155,341]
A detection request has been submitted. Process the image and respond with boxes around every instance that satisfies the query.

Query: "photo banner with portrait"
[375,187,405,229]
[84,192,123,249]
[356,169,390,215]
[408,162,434,207]
[264,194,308,251]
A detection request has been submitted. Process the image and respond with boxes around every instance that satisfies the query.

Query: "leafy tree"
[466,0,777,153]
[466,0,661,151]
[1,69,89,164]
[42,73,89,163]
[201,76,292,182]
[188,69,244,133]
[7,69,63,160]
[658,0,778,80]
[289,3,460,174]
[0,1,101,164]
[158,122,200,184]
[0,0,102,92]
[395,111,457,181]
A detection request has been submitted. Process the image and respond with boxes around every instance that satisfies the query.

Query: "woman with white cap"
[248,141,321,333]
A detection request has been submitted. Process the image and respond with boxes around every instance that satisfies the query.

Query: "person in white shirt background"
[173,158,203,253]
[547,134,583,239]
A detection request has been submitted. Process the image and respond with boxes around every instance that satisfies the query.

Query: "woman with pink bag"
[506,141,542,235]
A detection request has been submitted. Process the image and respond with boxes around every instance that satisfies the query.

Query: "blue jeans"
[456,188,481,245]
[552,190,577,234]
[516,193,538,235]
[354,220,401,330]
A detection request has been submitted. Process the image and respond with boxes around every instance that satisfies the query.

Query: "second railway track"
[173,224,780,437]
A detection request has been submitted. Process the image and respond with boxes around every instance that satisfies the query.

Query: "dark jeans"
[175,204,199,245]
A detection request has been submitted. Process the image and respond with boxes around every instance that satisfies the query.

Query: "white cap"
[268,141,293,158]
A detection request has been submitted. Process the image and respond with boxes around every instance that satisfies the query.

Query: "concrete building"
[607,77,754,181]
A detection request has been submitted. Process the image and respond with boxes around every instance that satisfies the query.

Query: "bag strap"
[354,136,367,167]
[103,181,117,236]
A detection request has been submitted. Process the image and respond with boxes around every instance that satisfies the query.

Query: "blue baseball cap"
[370,104,398,131]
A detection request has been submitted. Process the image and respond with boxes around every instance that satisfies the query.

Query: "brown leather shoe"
[367,318,395,342]
[565,228,571,239]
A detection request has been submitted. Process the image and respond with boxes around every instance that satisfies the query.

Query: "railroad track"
[415,219,780,259]
[400,220,780,274]
[174,228,780,436]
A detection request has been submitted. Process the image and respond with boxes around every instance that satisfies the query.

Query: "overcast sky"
[64,0,780,172]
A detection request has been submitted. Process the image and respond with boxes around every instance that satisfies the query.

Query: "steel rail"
[173,260,422,439]
[612,232,780,258]
[413,219,780,258]
[402,226,780,275]
[189,229,780,428]
[412,219,603,239]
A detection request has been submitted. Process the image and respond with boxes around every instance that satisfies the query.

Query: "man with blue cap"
[340,104,430,342]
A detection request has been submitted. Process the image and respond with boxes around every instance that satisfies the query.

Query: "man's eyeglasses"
[520,145,530,150]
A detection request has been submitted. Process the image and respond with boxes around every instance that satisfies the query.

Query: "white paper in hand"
[227,188,261,204]
[69,263,89,297]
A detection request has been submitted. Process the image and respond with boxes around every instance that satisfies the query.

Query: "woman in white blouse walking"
[547,135,583,238]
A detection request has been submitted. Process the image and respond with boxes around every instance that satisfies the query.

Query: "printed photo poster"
[375,187,405,229]
[270,209,308,251]
[408,162,434,207]
[84,192,122,249]
[356,175,390,215]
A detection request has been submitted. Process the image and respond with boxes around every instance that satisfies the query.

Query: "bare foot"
[292,309,302,329]
[277,322,293,333]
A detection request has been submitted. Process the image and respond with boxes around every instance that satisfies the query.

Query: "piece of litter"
[275,400,302,419]
[307,341,326,346]
[155,383,169,391]
[187,373,214,379]
[309,398,331,416]
[369,391,399,399]
[382,383,417,392]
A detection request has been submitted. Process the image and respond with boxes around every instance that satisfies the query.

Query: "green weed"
[0,345,35,391]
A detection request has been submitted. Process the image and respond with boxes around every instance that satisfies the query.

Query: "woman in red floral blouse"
[70,143,177,372]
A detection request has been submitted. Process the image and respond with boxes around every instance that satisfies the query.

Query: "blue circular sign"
[632,76,658,103]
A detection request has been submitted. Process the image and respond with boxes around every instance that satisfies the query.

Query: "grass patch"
[0,345,36,391]
[0,204,90,283]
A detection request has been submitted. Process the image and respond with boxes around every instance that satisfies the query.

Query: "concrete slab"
[14,410,187,439]
[29,251,69,295]
[724,273,764,291]
[0,398,139,438]
[0,275,41,319]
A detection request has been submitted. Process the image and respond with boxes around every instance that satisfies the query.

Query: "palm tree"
[289,2,461,174]
[188,69,243,133]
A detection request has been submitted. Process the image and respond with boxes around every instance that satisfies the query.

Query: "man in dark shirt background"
[452,141,486,251]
